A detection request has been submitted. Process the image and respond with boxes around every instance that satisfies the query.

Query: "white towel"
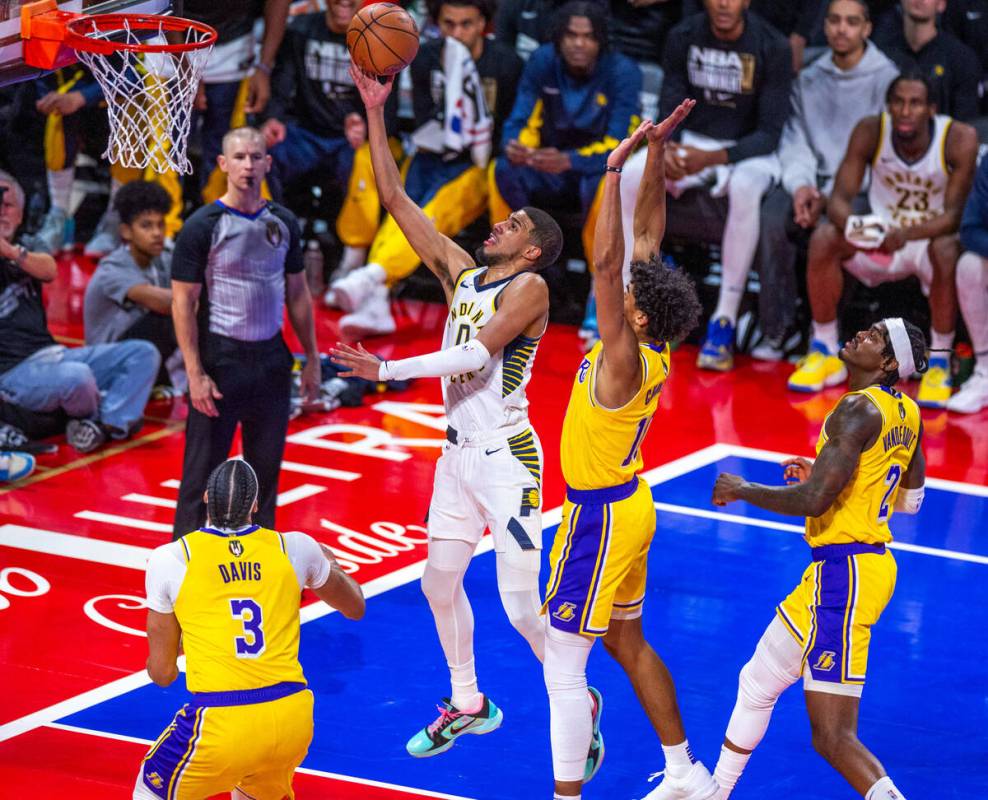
[411,37,493,167]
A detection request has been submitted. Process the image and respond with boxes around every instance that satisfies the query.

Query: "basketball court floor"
[1,252,986,799]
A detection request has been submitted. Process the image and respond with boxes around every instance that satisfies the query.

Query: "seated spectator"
[941,0,988,138]
[0,171,159,453]
[324,0,523,337]
[789,72,978,408]
[621,0,791,370]
[754,0,897,359]
[262,0,394,280]
[684,0,824,71]
[83,181,184,391]
[492,0,640,339]
[950,150,988,412]
[494,0,598,61]
[872,0,981,122]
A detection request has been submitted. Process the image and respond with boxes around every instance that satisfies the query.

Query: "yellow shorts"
[139,683,314,800]
[777,545,897,688]
[543,477,655,637]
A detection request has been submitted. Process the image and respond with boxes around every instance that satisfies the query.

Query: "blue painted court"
[59,447,988,799]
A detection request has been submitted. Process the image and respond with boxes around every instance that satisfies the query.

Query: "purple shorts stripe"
[546,502,607,634]
[545,505,580,604]
[581,503,612,634]
[806,557,852,683]
[139,705,203,799]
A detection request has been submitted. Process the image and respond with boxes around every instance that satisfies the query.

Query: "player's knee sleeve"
[496,551,544,659]
[544,623,594,782]
[421,540,471,608]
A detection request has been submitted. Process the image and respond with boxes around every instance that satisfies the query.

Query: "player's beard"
[474,244,510,267]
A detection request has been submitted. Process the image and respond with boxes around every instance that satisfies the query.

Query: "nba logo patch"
[553,602,578,622]
[814,651,837,672]
[265,220,283,247]
[229,540,244,557]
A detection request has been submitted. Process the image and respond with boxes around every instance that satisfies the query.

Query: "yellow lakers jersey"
[173,527,305,693]
[561,339,669,490]
[806,385,921,547]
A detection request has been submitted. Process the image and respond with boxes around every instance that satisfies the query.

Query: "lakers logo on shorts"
[814,650,838,672]
[552,602,578,623]
[521,487,540,517]
[146,771,164,789]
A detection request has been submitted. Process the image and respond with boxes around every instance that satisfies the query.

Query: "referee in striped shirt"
[170,126,320,540]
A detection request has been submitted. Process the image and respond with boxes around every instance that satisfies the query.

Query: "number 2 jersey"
[441,267,544,434]
[144,526,330,692]
[561,339,670,490]
[807,385,920,548]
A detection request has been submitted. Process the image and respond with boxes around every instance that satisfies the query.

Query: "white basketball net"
[72,18,214,174]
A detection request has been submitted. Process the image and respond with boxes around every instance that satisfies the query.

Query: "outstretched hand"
[349,63,394,110]
[329,342,383,381]
[648,98,695,145]
[607,119,654,171]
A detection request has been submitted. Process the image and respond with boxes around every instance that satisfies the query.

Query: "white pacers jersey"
[869,111,952,230]
[441,267,543,434]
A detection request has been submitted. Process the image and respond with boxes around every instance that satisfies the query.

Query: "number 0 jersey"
[806,385,920,548]
[145,526,330,693]
[441,267,544,434]
[869,110,952,230]
[561,339,670,490]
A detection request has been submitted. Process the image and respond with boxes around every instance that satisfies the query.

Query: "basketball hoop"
[21,1,217,174]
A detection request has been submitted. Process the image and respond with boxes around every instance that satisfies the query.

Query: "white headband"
[884,318,915,380]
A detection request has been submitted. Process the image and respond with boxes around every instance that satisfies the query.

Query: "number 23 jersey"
[145,526,330,692]
[806,385,920,548]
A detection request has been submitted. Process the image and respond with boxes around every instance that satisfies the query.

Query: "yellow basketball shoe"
[917,356,952,408]
[787,341,847,393]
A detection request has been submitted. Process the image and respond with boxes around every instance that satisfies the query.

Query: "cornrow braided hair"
[205,459,259,531]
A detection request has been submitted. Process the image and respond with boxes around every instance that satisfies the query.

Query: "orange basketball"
[347,3,420,76]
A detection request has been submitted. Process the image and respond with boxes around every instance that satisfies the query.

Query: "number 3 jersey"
[144,526,330,692]
[561,339,670,490]
[807,385,920,548]
[869,110,952,230]
[441,267,543,434]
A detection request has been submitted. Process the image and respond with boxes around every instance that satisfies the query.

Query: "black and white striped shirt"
[171,200,303,343]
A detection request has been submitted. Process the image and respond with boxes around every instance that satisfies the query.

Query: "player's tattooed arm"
[146,610,182,687]
[349,64,472,303]
[713,395,882,517]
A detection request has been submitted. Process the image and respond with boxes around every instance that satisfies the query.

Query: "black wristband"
[605,165,622,174]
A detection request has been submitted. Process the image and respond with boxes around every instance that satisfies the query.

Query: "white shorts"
[844,240,933,295]
[428,422,543,556]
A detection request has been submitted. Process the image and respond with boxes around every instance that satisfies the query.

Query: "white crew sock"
[812,319,839,354]
[339,245,368,274]
[47,167,74,213]
[662,739,698,778]
[553,794,580,799]
[957,254,988,373]
[364,262,387,284]
[865,775,906,800]
[929,329,954,362]
[713,745,750,795]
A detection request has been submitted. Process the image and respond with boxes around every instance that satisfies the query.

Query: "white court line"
[0,524,152,569]
[122,493,176,509]
[44,723,475,800]
[73,510,172,533]
[276,483,327,506]
[654,502,988,566]
[281,459,361,482]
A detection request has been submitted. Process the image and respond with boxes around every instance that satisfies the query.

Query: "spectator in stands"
[949,153,988,413]
[789,73,978,408]
[684,0,823,71]
[83,181,184,392]
[623,0,791,371]
[872,0,981,122]
[494,0,597,61]
[492,0,640,339]
[170,127,319,540]
[0,171,159,453]
[753,0,897,360]
[942,0,988,137]
[262,0,388,281]
[181,0,292,202]
[324,0,524,337]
